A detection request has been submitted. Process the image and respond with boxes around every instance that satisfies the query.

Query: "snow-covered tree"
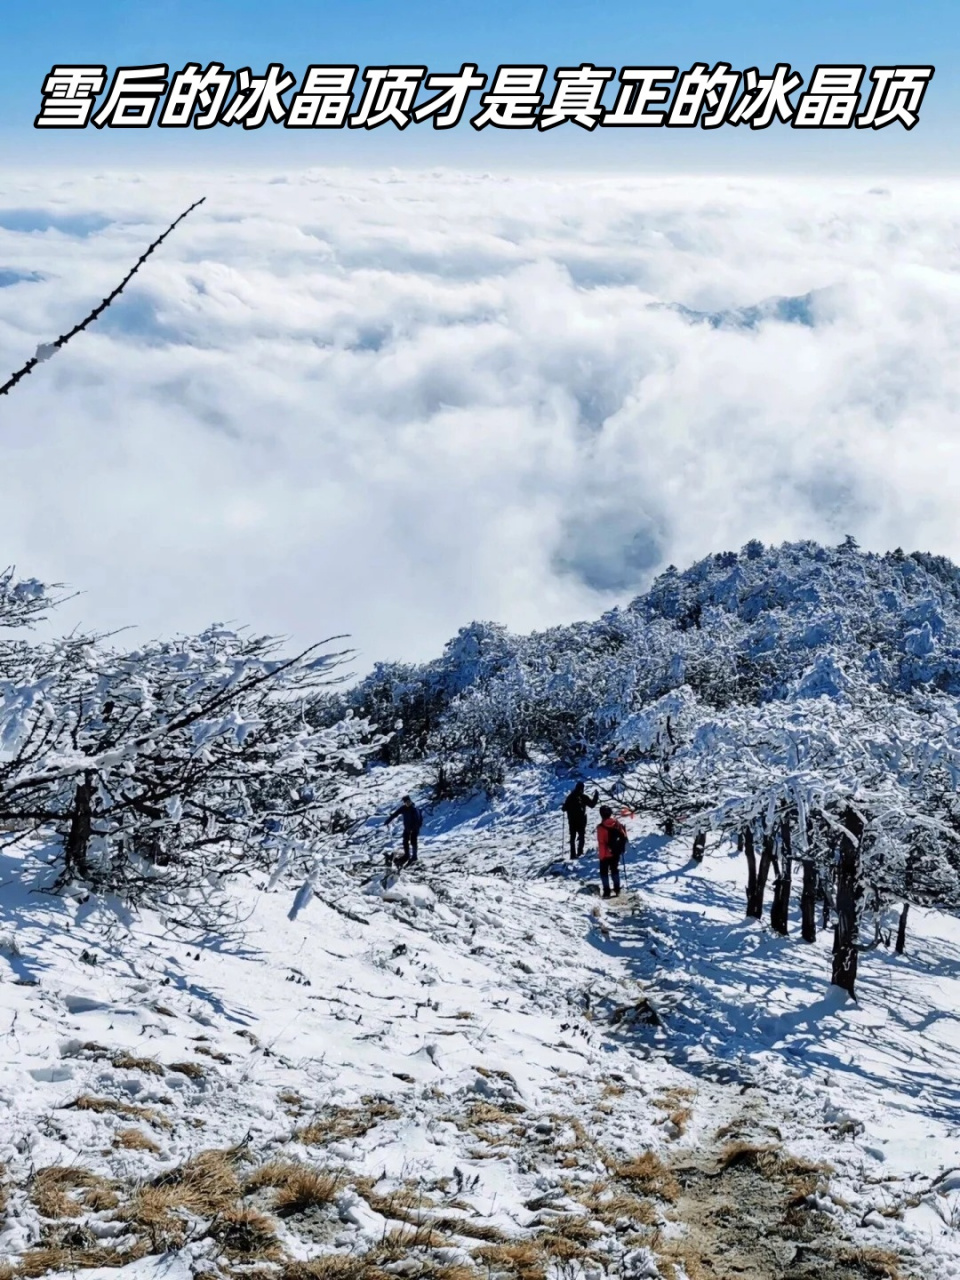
[0,614,387,921]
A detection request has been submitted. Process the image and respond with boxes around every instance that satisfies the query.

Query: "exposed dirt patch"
[659,1110,919,1280]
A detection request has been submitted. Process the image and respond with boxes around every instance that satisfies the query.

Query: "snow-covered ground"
[2,765,960,1279]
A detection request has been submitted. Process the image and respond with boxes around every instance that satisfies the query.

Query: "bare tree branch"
[0,197,206,399]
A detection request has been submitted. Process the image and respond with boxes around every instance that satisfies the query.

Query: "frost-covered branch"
[0,198,205,399]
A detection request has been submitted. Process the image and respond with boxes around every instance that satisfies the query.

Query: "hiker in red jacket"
[596,805,628,898]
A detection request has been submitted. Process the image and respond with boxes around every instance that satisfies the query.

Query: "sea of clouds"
[0,167,958,668]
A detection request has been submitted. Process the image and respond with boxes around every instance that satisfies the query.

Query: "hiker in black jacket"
[384,795,423,868]
[561,781,599,860]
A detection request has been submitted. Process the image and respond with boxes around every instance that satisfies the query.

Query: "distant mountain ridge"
[340,539,960,767]
[668,289,823,331]
[626,537,960,701]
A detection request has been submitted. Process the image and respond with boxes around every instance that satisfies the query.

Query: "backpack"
[606,823,627,858]
[412,806,423,832]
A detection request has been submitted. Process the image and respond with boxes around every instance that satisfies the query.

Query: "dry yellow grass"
[650,1088,696,1136]
[86,1186,122,1212]
[29,1166,117,1219]
[717,1141,830,1204]
[537,1233,586,1262]
[541,1215,598,1245]
[283,1262,371,1280]
[467,1100,526,1122]
[473,1239,546,1280]
[113,1128,160,1154]
[569,1179,658,1229]
[284,1259,466,1280]
[472,1065,517,1087]
[615,1152,681,1202]
[16,1250,68,1280]
[654,1086,696,1105]
[245,1161,341,1216]
[122,1186,193,1251]
[208,1205,282,1260]
[657,1245,714,1280]
[533,1213,600,1265]
[70,1094,171,1130]
[123,1148,241,1249]
[546,1114,598,1160]
[273,1173,339,1218]
[194,1045,231,1064]
[391,1223,451,1251]
[837,1246,903,1278]
[717,1140,780,1172]
[441,1100,528,1153]
[110,1053,164,1077]
[167,1061,205,1079]
[431,1215,506,1243]
[352,1175,440,1226]
[160,1148,241,1209]
[297,1098,400,1145]
[16,1241,149,1278]
[668,1107,693,1133]
[399,1268,479,1280]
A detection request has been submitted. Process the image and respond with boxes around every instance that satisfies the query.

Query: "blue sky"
[0,0,955,170]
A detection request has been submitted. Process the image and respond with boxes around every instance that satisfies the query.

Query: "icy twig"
[0,196,206,399]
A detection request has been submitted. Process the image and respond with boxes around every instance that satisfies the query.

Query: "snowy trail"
[2,774,960,1278]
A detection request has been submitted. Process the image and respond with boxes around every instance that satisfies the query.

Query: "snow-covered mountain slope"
[341,540,960,748]
[2,766,960,1280]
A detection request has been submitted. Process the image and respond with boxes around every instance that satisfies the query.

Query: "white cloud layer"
[0,167,958,667]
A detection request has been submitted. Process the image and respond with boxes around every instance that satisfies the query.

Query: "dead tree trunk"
[819,858,835,929]
[743,827,759,917]
[692,831,706,863]
[770,820,793,936]
[800,860,818,943]
[747,831,776,918]
[832,806,864,998]
[895,902,909,955]
[63,772,94,880]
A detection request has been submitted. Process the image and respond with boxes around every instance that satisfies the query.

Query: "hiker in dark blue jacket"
[384,795,423,868]
[562,781,599,859]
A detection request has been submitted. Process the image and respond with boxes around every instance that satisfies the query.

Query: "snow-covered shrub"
[0,609,388,917]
